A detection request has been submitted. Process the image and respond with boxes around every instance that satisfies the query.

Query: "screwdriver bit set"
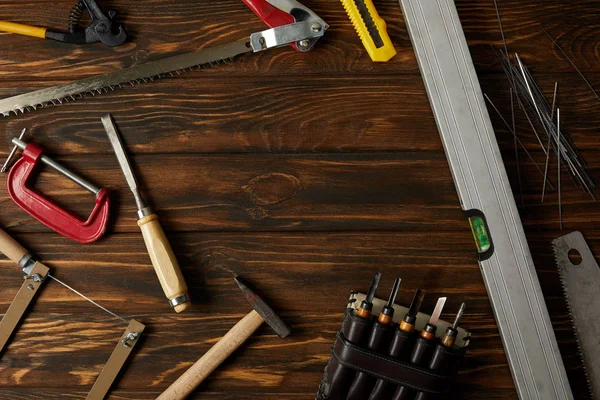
[316,273,470,400]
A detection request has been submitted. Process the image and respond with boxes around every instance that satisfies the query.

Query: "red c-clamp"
[4,137,110,244]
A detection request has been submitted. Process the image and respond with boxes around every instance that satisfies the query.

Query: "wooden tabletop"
[0,0,597,398]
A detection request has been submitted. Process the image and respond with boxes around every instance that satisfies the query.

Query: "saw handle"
[0,227,28,264]
[242,0,295,29]
[138,214,189,313]
[157,310,264,400]
[242,0,323,52]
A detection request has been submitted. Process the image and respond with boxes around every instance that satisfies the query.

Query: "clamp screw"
[24,273,42,283]
[122,332,139,348]
[299,40,310,48]
[1,128,27,173]
[311,23,322,33]
[96,23,109,35]
[27,284,34,291]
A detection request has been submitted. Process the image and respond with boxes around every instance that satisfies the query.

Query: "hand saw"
[553,231,600,399]
[0,0,328,117]
[0,226,144,399]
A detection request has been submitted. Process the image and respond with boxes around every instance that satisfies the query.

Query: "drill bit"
[378,278,401,325]
[400,288,426,333]
[358,272,382,318]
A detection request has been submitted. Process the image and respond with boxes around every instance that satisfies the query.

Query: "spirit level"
[398,0,573,398]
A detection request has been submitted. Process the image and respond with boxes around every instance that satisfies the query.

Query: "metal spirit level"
[398,0,573,398]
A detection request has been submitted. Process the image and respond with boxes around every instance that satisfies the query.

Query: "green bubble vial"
[469,216,491,254]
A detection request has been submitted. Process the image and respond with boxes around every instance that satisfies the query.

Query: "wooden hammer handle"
[156,310,264,400]
[0,227,28,264]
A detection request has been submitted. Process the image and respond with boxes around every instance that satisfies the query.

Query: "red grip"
[242,0,295,28]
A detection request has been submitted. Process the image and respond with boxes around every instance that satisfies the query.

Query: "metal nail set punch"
[0,0,127,47]
[1,129,110,243]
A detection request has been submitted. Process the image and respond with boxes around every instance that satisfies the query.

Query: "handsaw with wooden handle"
[0,0,328,117]
[553,231,600,399]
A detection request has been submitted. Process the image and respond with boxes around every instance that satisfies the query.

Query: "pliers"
[0,0,126,47]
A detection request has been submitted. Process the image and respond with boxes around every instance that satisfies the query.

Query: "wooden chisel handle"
[0,227,28,263]
[157,310,264,400]
[138,214,189,313]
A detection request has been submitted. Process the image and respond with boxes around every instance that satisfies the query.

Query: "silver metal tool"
[0,2,327,117]
[553,231,600,399]
[101,116,149,219]
[398,0,573,398]
[101,114,190,312]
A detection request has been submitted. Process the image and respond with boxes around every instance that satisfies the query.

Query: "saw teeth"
[553,236,596,398]
[1,54,241,117]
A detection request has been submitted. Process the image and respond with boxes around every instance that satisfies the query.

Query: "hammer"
[157,277,291,400]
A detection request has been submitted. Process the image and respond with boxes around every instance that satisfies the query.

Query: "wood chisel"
[101,114,190,313]
[398,0,573,397]
[326,272,382,400]
[346,278,401,400]
[340,0,397,62]
[393,297,446,400]
[553,231,600,399]
[0,0,328,117]
[413,303,466,400]
[369,288,426,400]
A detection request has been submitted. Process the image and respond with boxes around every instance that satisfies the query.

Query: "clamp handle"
[243,0,325,51]
[6,142,110,244]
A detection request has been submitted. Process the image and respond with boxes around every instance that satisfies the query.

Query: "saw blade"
[553,231,600,399]
[0,39,252,117]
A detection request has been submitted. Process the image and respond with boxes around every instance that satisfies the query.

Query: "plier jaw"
[46,0,127,46]
[45,9,127,46]
[0,0,127,47]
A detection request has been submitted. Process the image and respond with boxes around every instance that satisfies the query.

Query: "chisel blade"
[101,114,146,212]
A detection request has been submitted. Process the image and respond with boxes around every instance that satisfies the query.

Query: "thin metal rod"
[510,88,523,208]
[493,0,515,89]
[47,274,128,324]
[542,82,558,202]
[1,128,26,173]
[9,138,101,194]
[540,25,600,103]
[484,94,555,190]
[515,54,551,151]
[557,109,563,230]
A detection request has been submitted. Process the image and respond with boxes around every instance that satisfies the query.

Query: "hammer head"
[235,276,291,339]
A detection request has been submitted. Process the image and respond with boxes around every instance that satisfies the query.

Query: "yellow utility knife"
[341,0,397,62]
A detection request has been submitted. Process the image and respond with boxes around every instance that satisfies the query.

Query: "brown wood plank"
[0,152,469,233]
[0,150,596,234]
[0,72,599,156]
[1,1,600,79]
[0,0,597,398]
[0,75,439,154]
[0,230,588,398]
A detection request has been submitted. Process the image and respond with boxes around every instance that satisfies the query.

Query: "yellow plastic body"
[0,21,46,39]
[340,0,397,62]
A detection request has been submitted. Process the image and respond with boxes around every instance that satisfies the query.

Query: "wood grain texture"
[0,0,597,399]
